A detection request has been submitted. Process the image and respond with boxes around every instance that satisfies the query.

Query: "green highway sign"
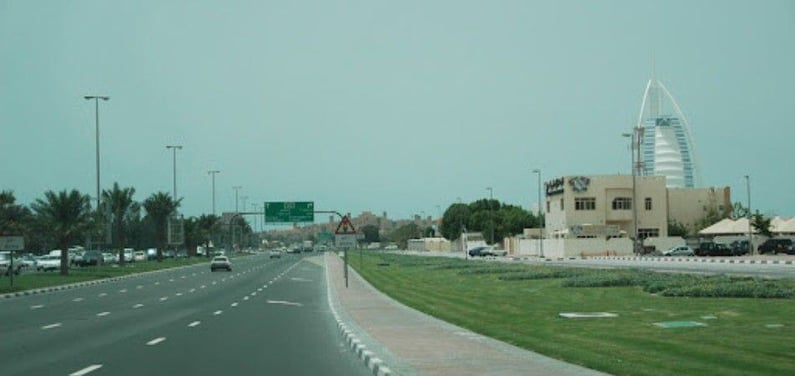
[264,201,314,223]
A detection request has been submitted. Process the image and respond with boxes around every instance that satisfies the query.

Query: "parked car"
[36,255,62,271]
[18,254,38,269]
[757,238,795,255]
[729,240,751,256]
[468,246,494,257]
[134,251,147,262]
[102,252,115,264]
[662,245,695,257]
[696,242,735,256]
[210,256,232,272]
[269,250,281,259]
[0,251,23,276]
[75,250,103,267]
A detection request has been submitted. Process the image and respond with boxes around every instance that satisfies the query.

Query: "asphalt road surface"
[0,253,370,376]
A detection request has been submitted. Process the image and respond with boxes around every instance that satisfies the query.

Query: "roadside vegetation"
[350,252,795,376]
[0,257,209,294]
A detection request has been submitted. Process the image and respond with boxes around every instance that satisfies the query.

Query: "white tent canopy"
[699,216,794,236]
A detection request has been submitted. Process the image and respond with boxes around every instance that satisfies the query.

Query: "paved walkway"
[325,253,608,376]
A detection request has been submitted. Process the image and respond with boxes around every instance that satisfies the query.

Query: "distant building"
[637,78,700,188]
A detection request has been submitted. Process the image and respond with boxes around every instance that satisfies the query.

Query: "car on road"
[729,240,751,256]
[269,250,281,259]
[696,242,735,256]
[757,238,794,255]
[662,245,695,257]
[1,251,23,276]
[468,246,494,257]
[36,255,62,271]
[210,256,232,272]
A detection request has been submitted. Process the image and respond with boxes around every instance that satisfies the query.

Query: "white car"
[662,246,695,257]
[134,251,147,262]
[37,255,62,271]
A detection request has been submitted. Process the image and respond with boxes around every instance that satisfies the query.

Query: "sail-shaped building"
[636,78,700,188]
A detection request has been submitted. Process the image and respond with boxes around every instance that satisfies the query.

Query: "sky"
[1,0,794,222]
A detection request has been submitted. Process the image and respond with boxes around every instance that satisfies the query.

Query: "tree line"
[0,185,252,275]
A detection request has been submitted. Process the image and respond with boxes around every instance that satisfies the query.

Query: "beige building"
[506,175,732,258]
[545,175,669,240]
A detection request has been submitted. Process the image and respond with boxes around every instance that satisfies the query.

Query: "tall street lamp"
[165,145,183,201]
[745,175,752,255]
[623,127,642,254]
[233,186,242,213]
[208,170,220,215]
[84,95,110,211]
[532,169,544,257]
[486,187,494,244]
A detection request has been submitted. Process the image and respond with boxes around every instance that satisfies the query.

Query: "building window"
[560,198,564,210]
[645,197,652,211]
[575,197,596,211]
[638,228,660,239]
[612,197,632,210]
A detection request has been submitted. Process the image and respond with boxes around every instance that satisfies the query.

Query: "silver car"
[210,256,232,272]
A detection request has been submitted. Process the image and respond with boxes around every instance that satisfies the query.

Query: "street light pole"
[532,169,543,257]
[486,187,494,244]
[623,129,640,254]
[208,170,220,215]
[233,186,242,213]
[745,175,752,255]
[84,95,110,211]
[165,145,182,201]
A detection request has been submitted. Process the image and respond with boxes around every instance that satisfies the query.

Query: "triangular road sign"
[335,215,357,235]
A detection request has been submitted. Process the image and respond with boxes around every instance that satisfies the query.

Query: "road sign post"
[1,236,24,287]
[334,215,357,288]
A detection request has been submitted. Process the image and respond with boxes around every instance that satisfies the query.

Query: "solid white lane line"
[73,298,84,302]
[213,310,223,315]
[188,321,201,328]
[146,337,166,346]
[267,300,303,307]
[97,311,111,317]
[69,364,103,376]
[133,304,144,309]
[41,323,62,330]
[30,304,45,310]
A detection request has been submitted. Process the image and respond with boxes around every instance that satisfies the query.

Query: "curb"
[585,256,794,265]
[325,253,392,376]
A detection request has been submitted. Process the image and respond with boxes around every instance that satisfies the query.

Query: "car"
[210,256,232,272]
[468,246,494,257]
[102,252,115,264]
[164,250,176,259]
[757,238,794,255]
[269,250,281,259]
[384,244,399,251]
[75,250,104,266]
[36,255,62,271]
[729,240,751,256]
[0,251,24,276]
[662,245,695,257]
[134,251,147,262]
[17,254,38,269]
[695,242,734,256]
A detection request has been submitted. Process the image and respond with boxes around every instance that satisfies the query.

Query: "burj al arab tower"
[636,78,700,188]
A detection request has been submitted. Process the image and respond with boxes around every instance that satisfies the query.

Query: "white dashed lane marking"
[73,298,84,302]
[267,300,303,307]
[41,323,62,330]
[188,321,201,328]
[160,297,168,302]
[146,337,166,346]
[30,304,45,310]
[133,304,144,309]
[97,312,111,317]
[69,364,103,376]
[231,302,239,307]
[98,293,107,297]
[213,310,223,315]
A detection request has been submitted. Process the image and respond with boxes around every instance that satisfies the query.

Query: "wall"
[509,237,633,258]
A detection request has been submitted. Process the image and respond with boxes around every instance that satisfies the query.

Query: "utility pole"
[208,170,220,215]
[532,169,544,257]
[84,95,110,212]
[233,186,242,212]
[486,187,494,244]
[745,175,753,255]
[166,145,182,201]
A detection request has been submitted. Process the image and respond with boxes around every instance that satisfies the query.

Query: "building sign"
[545,177,566,196]
[569,176,591,193]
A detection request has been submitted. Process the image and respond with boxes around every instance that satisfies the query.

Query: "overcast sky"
[1,0,793,222]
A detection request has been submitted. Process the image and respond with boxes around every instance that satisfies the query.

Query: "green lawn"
[0,257,211,294]
[349,252,795,376]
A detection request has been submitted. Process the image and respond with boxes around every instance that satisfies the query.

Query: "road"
[0,253,370,376]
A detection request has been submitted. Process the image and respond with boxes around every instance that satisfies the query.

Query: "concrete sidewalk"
[325,253,608,376]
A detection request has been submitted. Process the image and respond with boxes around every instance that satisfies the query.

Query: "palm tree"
[142,192,180,262]
[102,183,138,265]
[196,214,221,256]
[31,190,92,275]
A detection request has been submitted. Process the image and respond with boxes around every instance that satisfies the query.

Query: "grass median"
[0,257,212,294]
[349,252,795,376]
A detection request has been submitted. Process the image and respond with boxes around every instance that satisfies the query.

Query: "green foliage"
[751,211,773,238]
[668,219,689,237]
[440,200,537,244]
[142,192,181,261]
[361,224,380,243]
[31,189,93,274]
[387,223,420,249]
[732,201,749,219]
[440,203,470,241]
[101,182,138,262]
